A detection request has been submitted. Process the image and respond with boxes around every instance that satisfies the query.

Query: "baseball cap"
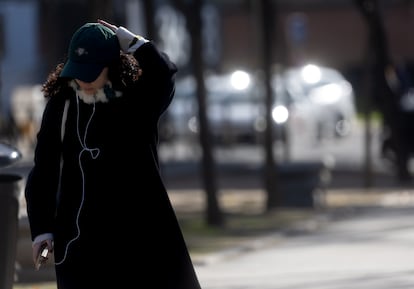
[60,23,120,82]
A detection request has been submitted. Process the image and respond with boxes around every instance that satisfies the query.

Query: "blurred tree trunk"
[254,0,280,210]
[87,0,113,20]
[171,0,224,226]
[355,0,410,182]
[354,0,375,187]
[38,0,67,76]
[141,0,156,40]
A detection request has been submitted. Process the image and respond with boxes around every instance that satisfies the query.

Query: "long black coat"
[25,42,202,289]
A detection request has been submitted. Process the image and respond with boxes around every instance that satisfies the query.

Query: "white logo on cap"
[75,47,88,56]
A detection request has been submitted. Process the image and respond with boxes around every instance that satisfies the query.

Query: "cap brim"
[60,60,104,83]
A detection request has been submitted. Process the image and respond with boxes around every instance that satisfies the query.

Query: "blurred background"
[3,0,414,287]
[1,0,414,221]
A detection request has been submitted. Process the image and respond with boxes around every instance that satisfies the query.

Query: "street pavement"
[163,144,414,289]
[194,203,414,289]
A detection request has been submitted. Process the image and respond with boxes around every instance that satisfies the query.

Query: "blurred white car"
[278,64,356,142]
[161,71,264,145]
[160,64,357,145]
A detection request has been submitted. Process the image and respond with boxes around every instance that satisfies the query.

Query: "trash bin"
[0,143,22,289]
[275,161,330,208]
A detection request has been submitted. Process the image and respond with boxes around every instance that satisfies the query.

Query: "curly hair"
[42,51,142,98]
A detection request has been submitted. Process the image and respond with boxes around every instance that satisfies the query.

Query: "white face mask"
[69,80,122,103]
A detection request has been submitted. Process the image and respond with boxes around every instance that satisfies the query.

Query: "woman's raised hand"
[97,19,118,33]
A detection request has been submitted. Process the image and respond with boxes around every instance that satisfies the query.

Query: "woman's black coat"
[25,42,202,289]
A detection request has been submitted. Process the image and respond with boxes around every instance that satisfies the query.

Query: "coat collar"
[69,80,122,104]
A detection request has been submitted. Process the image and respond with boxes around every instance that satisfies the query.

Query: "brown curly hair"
[42,51,142,97]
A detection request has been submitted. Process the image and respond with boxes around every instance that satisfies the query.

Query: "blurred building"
[0,0,39,118]
[216,1,414,83]
[0,0,413,126]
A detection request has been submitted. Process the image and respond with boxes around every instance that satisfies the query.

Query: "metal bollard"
[0,142,22,289]
[0,173,22,289]
[271,161,331,208]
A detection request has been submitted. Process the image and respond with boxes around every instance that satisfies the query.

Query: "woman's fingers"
[97,19,118,32]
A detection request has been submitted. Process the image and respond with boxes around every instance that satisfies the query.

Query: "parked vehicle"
[0,142,22,167]
[160,70,266,145]
[279,64,356,142]
[160,64,357,146]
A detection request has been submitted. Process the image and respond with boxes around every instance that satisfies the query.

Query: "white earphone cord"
[55,94,100,265]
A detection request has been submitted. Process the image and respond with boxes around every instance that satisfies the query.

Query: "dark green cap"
[60,23,120,82]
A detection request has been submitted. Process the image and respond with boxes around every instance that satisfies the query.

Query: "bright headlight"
[272,105,289,124]
[231,70,250,90]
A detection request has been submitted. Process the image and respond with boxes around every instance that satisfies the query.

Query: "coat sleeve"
[116,26,178,122]
[24,95,67,241]
[133,41,178,116]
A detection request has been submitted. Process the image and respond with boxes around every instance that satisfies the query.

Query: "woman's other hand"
[32,239,53,270]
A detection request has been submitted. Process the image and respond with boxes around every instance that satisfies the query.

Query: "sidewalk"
[13,185,414,288]
[11,155,414,287]
[170,186,414,264]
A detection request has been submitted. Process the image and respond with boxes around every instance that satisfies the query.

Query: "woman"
[25,19,202,289]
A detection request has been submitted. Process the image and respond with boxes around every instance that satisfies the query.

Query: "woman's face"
[75,67,109,95]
